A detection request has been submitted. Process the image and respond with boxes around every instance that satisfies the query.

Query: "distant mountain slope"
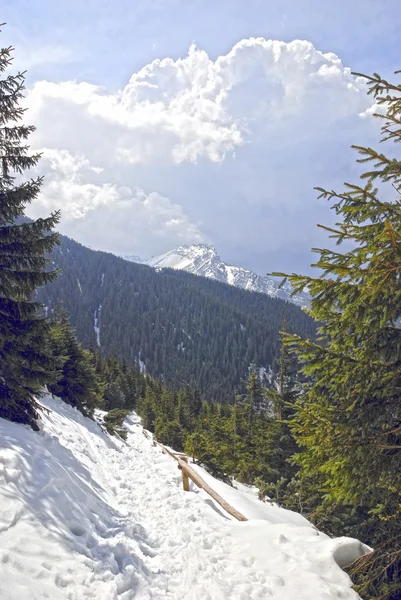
[124,244,309,307]
[37,235,315,402]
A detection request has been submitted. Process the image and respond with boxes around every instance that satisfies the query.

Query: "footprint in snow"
[0,499,24,533]
[68,522,87,537]
[241,556,255,568]
[265,574,285,587]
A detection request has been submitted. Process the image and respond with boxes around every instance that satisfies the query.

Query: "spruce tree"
[273,71,401,599]
[246,364,266,412]
[0,34,60,429]
[254,331,299,503]
[48,314,101,416]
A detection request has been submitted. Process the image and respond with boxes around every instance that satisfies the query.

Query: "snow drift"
[0,395,368,599]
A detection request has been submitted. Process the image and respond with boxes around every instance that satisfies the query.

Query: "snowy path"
[0,396,367,599]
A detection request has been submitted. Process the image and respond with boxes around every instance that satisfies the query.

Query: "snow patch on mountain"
[123,255,145,264]
[94,304,102,346]
[124,244,309,306]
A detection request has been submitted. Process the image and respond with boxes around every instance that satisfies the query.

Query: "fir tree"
[137,384,158,431]
[246,364,266,412]
[255,330,299,503]
[48,314,101,416]
[273,71,401,599]
[0,33,60,429]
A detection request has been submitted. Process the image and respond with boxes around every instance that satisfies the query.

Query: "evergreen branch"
[316,223,353,239]
[368,425,401,439]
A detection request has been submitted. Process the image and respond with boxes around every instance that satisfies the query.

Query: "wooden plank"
[178,457,247,521]
[154,440,248,522]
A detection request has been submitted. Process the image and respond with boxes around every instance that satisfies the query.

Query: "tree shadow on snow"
[0,398,159,590]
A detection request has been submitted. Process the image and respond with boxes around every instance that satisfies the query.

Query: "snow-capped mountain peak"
[123,244,309,307]
[147,244,228,280]
[123,254,145,264]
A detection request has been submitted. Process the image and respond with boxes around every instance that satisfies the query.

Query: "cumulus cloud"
[27,39,369,165]
[24,38,377,270]
[28,148,205,256]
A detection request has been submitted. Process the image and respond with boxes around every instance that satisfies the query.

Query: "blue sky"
[3,0,401,274]
[4,0,399,84]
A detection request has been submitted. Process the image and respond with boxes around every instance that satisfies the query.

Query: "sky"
[2,0,401,274]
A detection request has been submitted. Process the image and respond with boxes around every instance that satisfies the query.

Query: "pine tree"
[273,71,401,599]
[0,33,60,429]
[246,364,266,413]
[254,330,299,503]
[137,385,157,431]
[48,314,101,416]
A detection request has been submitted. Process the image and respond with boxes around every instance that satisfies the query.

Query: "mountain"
[37,235,316,403]
[124,244,309,307]
[123,254,145,264]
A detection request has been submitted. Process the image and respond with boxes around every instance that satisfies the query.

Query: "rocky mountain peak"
[122,244,309,307]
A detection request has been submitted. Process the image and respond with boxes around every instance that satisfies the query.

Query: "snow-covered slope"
[124,244,309,307]
[123,255,144,264]
[0,397,367,599]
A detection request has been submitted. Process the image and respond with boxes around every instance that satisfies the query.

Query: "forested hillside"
[36,234,316,402]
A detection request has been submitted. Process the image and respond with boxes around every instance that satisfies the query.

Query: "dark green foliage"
[0,34,60,429]
[185,405,236,482]
[48,314,101,416]
[246,365,266,413]
[136,360,301,490]
[36,234,316,403]
[254,332,299,502]
[93,352,147,412]
[154,417,184,450]
[103,409,130,440]
[136,385,158,431]
[273,71,401,600]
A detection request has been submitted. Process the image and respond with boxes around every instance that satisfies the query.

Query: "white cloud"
[19,45,73,71]
[26,39,370,165]
[23,38,377,270]
[27,148,205,255]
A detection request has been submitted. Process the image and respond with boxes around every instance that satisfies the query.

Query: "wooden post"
[154,440,248,521]
[179,456,190,491]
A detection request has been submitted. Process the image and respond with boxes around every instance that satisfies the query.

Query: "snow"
[225,264,236,286]
[191,463,309,526]
[94,305,102,346]
[149,251,194,271]
[138,353,146,374]
[77,278,83,294]
[121,256,144,265]
[141,244,310,305]
[120,244,310,307]
[0,396,368,600]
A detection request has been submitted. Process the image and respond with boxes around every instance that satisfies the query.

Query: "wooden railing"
[143,430,248,522]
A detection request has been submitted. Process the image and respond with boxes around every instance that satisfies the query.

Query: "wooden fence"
[142,430,248,522]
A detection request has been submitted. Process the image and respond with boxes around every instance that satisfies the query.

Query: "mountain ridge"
[123,244,309,307]
[37,234,316,402]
